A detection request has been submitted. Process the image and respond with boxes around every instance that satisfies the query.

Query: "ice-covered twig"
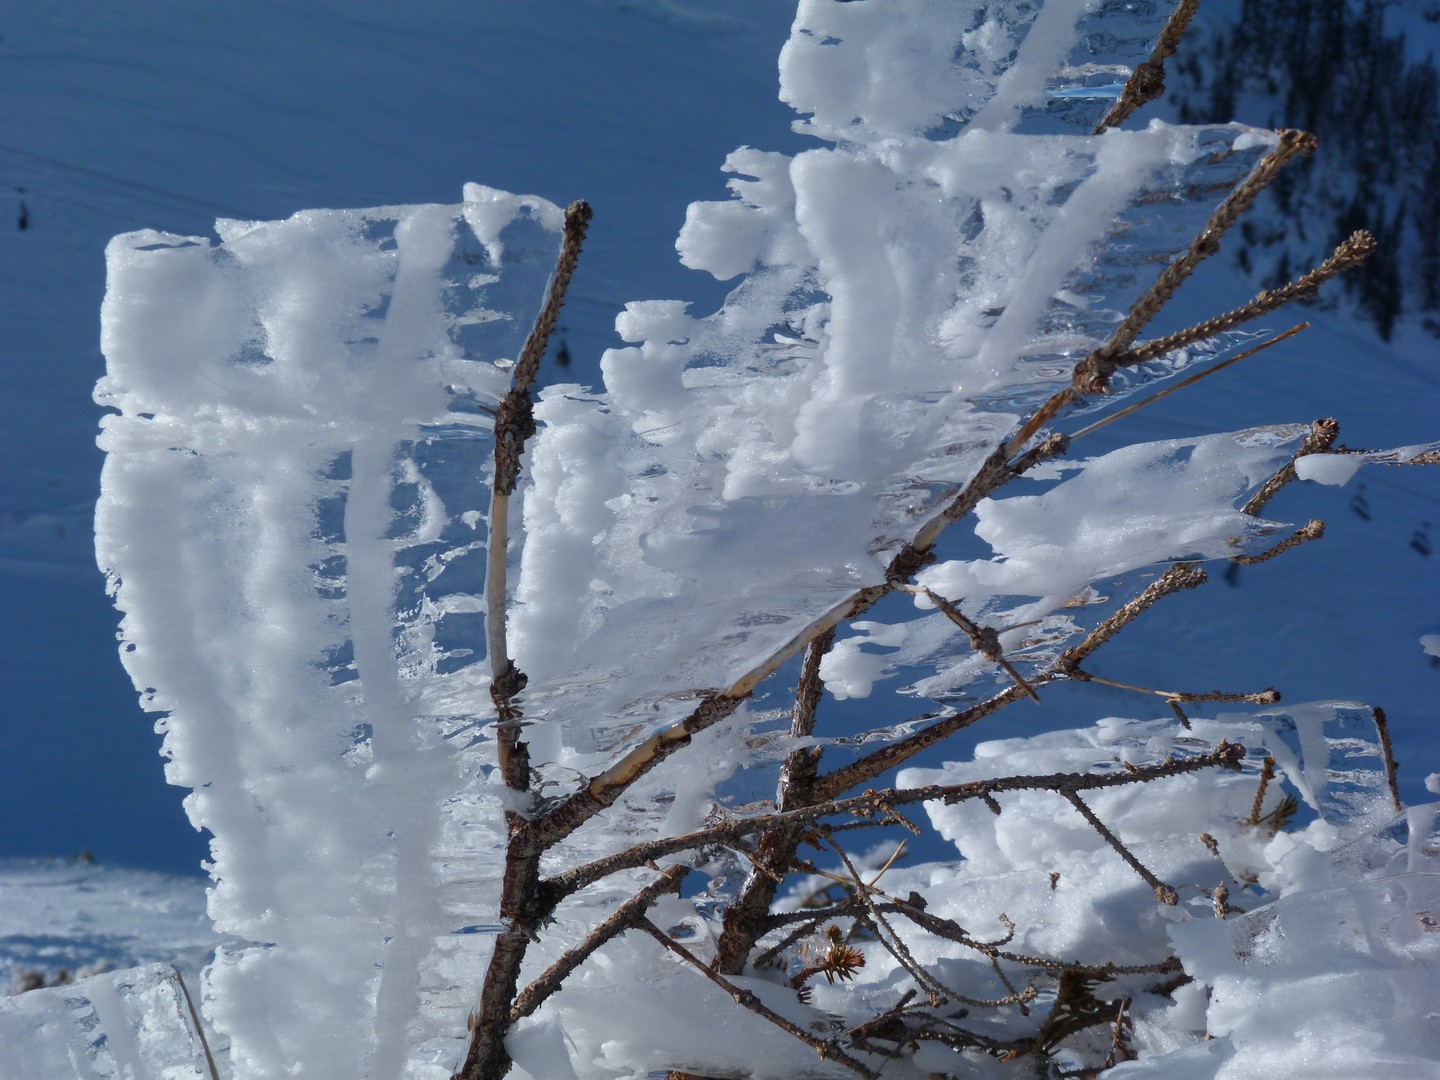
[1065,669,1280,708]
[1093,0,1200,133]
[538,436,1071,843]
[1228,518,1324,565]
[635,918,880,1079]
[1068,324,1309,443]
[539,742,1246,897]
[1372,707,1404,814]
[829,842,954,1006]
[1247,757,1278,826]
[509,864,687,1023]
[489,200,593,792]
[904,586,1041,703]
[814,563,1209,800]
[1241,418,1341,515]
[1085,129,1318,382]
[1114,232,1375,369]
[1008,129,1319,453]
[460,201,593,1080]
[713,630,834,974]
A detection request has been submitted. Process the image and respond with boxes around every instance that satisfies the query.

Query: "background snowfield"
[2,0,1439,1071]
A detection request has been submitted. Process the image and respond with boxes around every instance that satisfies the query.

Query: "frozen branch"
[1093,0,1200,133]
[636,919,880,1079]
[541,742,1246,897]
[510,865,688,1022]
[1061,790,1178,905]
[1241,418,1341,516]
[1115,232,1375,369]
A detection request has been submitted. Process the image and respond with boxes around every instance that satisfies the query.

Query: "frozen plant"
[93,2,1440,1079]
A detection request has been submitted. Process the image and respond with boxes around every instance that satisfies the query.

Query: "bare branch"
[1116,232,1375,369]
[1247,757,1278,827]
[1228,519,1324,565]
[1067,669,1280,707]
[1372,707,1404,815]
[714,630,834,973]
[488,200,593,794]
[1068,324,1308,443]
[1008,129,1318,453]
[908,586,1041,703]
[814,562,1209,800]
[538,435,1071,843]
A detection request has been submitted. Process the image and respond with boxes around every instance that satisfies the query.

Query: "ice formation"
[96,187,560,1076]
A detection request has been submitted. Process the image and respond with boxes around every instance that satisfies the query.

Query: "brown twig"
[1247,757,1278,827]
[1061,790,1178,905]
[537,436,1071,845]
[1114,232,1375,370]
[1068,669,1280,707]
[541,743,1246,898]
[909,586,1042,702]
[1067,324,1308,443]
[458,201,592,1080]
[1008,129,1318,455]
[1228,519,1324,565]
[1242,418,1341,516]
[1093,0,1200,132]
[714,630,834,974]
[813,563,1209,802]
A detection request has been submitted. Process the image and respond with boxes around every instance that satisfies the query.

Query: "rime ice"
[96,187,561,1078]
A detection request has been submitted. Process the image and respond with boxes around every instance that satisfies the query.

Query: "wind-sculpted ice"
[96,186,561,1078]
[510,0,1280,771]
